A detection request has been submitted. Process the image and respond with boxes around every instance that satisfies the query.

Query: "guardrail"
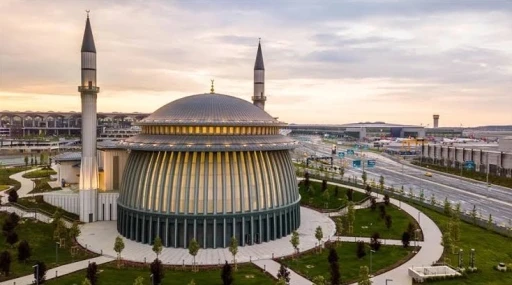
[2,202,77,226]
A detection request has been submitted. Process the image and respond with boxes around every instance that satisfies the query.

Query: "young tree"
[328,248,341,285]
[454,202,462,218]
[370,232,381,251]
[335,217,343,243]
[7,189,18,203]
[0,250,11,276]
[322,189,330,203]
[322,180,328,191]
[114,236,125,268]
[152,236,163,260]
[370,197,377,211]
[408,188,414,198]
[401,232,410,248]
[188,238,200,272]
[30,157,34,166]
[229,236,238,270]
[133,276,144,285]
[304,172,310,188]
[443,197,452,216]
[8,213,20,227]
[347,189,354,201]
[362,171,368,185]
[290,231,300,257]
[339,166,345,178]
[315,226,323,252]
[399,185,405,196]
[17,240,31,263]
[86,262,98,285]
[277,264,291,284]
[407,222,416,237]
[53,220,67,244]
[150,258,164,285]
[24,156,29,168]
[356,241,366,259]
[69,221,81,243]
[419,189,425,203]
[442,228,453,254]
[470,205,478,224]
[383,194,390,206]
[347,203,355,234]
[379,204,386,219]
[429,193,436,206]
[451,217,460,242]
[6,231,18,246]
[385,215,392,230]
[379,175,384,193]
[221,261,234,285]
[358,266,372,285]
[33,261,47,284]
[487,214,493,230]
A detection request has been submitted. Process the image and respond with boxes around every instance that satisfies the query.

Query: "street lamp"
[458,248,464,269]
[55,242,60,265]
[33,264,39,285]
[370,249,376,276]
[386,279,393,285]
[150,273,154,285]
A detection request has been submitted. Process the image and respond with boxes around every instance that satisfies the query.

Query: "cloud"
[0,0,511,126]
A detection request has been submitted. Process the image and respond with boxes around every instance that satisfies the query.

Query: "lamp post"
[470,248,476,269]
[386,279,393,285]
[458,248,464,269]
[150,273,154,285]
[370,249,376,276]
[33,264,39,285]
[55,242,60,265]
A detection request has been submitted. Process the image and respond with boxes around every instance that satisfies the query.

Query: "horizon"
[1,0,511,127]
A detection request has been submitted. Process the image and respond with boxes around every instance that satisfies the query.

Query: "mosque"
[47,14,300,248]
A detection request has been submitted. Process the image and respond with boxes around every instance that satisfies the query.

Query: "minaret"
[78,11,99,223]
[252,39,266,110]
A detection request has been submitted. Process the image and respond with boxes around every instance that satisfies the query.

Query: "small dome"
[140,93,282,126]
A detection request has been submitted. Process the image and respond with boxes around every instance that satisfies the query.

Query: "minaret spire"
[252,39,266,110]
[78,12,100,223]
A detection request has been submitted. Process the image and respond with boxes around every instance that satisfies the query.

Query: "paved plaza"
[77,206,336,265]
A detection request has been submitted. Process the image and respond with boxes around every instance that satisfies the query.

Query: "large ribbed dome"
[140,93,282,126]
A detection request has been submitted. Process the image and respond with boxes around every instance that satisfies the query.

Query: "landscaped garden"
[0,166,25,192]
[281,242,412,284]
[412,204,512,285]
[22,168,57,179]
[0,212,95,281]
[299,179,367,210]
[346,202,421,240]
[45,262,275,285]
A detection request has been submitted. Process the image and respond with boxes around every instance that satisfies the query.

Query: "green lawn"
[0,166,25,192]
[22,169,57,179]
[347,203,421,240]
[16,197,79,221]
[0,184,10,191]
[46,262,275,285]
[0,213,96,281]
[413,205,512,285]
[282,243,411,284]
[28,177,58,194]
[299,181,367,210]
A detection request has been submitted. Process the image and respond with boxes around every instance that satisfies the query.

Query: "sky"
[1,0,512,127]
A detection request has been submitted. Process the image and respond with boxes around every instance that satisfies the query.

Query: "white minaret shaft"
[78,13,99,223]
[253,40,266,110]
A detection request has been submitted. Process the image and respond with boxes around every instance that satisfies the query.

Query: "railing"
[2,202,77,226]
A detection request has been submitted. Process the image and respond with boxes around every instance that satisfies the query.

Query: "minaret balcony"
[252,96,267,101]
[78,86,100,93]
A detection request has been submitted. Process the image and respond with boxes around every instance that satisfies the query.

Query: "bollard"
[144,257,146,264]
[183,259,185,267]
[250,256,252,262]
[264,264,266,272]
[218,258,220,265]
[101,249,103,255]
[56,271,58,278]
[272,253,274,259]
[88,260,90,265]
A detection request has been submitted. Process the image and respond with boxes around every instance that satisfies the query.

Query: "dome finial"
[86,9,90,18]
[210,79,215,94]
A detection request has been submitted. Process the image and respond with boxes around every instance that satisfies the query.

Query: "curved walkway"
[0,167,42,204]
[309,178,443,285]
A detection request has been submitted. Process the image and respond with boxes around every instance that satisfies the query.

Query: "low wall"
[43,191,119,221]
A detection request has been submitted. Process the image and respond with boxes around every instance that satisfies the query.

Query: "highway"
[294,139,512,226]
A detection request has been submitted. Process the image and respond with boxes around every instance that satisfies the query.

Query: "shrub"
[221,261,233,285]
[370,232,381,251]
[18,240,31,262]
[384,194,390,206]
[401,232,410,248]
[150,258,164,284]
[86,262,98,285]
[356,241,366,259]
